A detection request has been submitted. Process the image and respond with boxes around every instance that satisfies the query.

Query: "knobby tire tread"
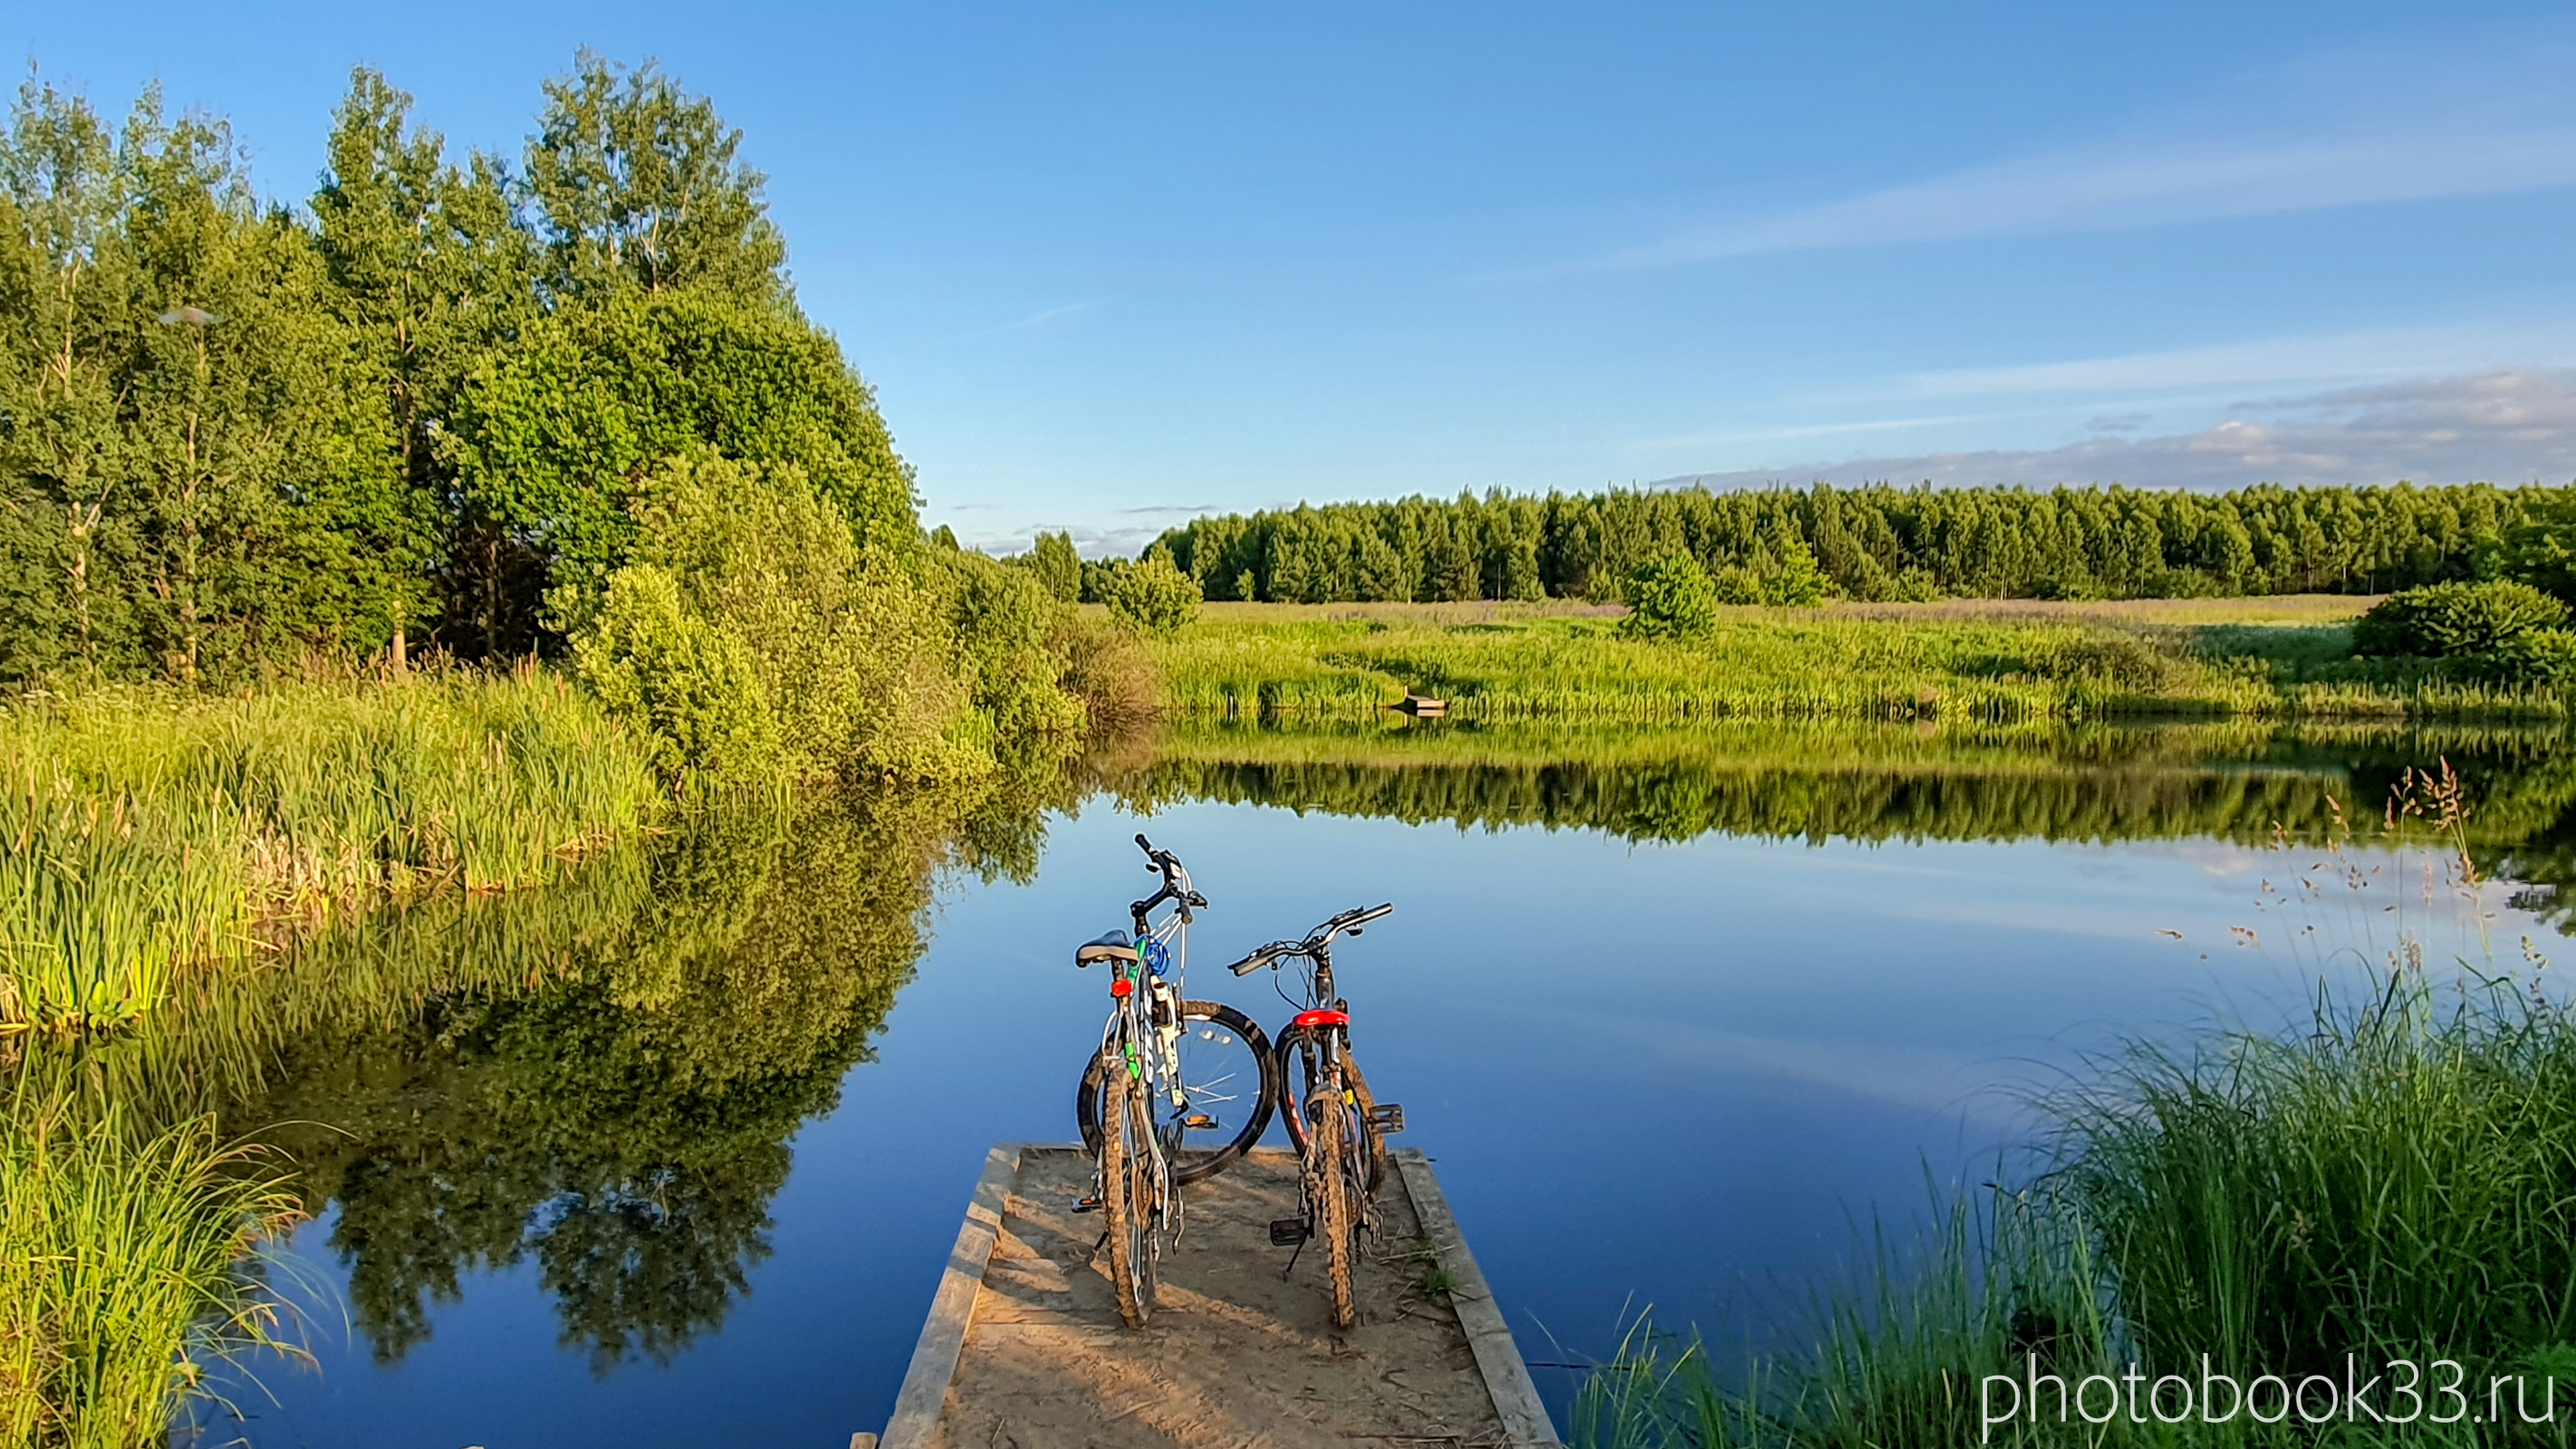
[1098,1046,1154,1329]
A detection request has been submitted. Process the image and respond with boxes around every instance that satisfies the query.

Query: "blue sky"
[18,1,2576,553]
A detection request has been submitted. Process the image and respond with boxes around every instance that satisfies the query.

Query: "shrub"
[1052,611,1161,734]
[575,456,1020,788]
[1710,564,1764,605]
[2351,580,2568,657]
[572,564,778,788]
[1764,525,1831,607]
[1621,551,1718,638]
[1104,556,1201,634]
[2468,627,2576,687]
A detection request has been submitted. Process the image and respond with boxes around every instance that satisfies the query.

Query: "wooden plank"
[879,1142,1023,1449]
[1393,1147,1562,1448]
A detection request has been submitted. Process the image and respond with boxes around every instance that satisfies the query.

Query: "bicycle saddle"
[1075,929,1139,965]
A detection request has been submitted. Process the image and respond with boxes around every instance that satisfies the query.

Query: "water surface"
[161,720,2576,1446]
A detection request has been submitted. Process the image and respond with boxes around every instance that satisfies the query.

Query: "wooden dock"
[870,1143,1559,1449]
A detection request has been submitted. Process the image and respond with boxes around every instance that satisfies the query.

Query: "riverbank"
[1146,597,2568,724]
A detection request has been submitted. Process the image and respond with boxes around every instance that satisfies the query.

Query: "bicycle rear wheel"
[1097,1046,1160,1329]
[1275,1026,1386,1195]
[1077,1001,1276,1184]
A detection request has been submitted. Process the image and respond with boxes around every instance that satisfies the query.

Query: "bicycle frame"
[1088,836,1206,1248]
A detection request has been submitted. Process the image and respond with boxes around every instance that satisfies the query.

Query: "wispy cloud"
[1658,369,2576,492]
[1902,322,2576,398]
[956,298,1106,341]
[1529,26,2576,275]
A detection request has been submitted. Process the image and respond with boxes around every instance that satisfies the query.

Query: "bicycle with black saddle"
[1072,834,1278,1328]
[1228,903,1404,1329]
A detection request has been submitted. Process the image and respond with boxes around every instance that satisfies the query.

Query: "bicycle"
[1226,903,1405,1329]
[1071,834,1276,1327]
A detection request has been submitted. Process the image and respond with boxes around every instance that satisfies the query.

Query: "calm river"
[177,721,2574,1447]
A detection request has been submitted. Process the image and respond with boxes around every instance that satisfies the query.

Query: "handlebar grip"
[1228,952,1267,976]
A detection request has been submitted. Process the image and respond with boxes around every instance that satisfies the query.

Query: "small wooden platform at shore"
[869,1143,1558,1449]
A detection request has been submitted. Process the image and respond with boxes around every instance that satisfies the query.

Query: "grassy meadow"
[1146,596,2571,724]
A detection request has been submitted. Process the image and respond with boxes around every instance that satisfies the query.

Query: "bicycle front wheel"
[1307,1080,1361,1329]
[1077,1001,1277,1184]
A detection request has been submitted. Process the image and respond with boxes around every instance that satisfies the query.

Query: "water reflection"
[20,718,2576,1444]
[1118,715,2576,859]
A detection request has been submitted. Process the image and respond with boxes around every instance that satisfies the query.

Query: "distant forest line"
[1139,482,2566,605]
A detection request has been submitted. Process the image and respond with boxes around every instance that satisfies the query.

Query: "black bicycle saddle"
[1075,929,1139,965]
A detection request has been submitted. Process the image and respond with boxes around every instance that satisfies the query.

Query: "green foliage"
[0,76,436,683]
[523,52,785,302]
[1,1096,303,1449]
[1103,555,1201,634]
[928,547,1086,759]
[575,457,996,787]
[0,672,659,1031]
[572,564,777,788]
[2475,628,2576,687]
[1763,521,1830,606]
[2352,580,2570,657]
[451,288,917,641]
[1155,481,2547,608]
[0,58,923,677]
[1620,551,1718,638]
[1015,530,1081,603]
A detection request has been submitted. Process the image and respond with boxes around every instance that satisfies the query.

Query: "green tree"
[522,53,785,302]
[447,288,917,646]
[1103,554,1199,634]
[1621,550,1718,638]
[1022,530,1081,603]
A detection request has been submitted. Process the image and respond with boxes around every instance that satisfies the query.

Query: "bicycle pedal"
[1181,1113,1218,1130]
[1367,1103,1406,1133]
[1073,1195,1102,1213]
[1269,1218,1310,1246]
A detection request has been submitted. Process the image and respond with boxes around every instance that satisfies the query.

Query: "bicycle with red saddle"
[1226,903,1406,1329]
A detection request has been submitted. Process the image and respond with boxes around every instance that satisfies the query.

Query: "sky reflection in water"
[206,761,2545,1448]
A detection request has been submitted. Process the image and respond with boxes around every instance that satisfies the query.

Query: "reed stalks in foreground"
[1572,968,2576,1447]
[0,1091,304,1449]
[0,669,660,1031]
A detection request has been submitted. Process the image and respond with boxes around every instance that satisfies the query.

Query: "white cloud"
[1532,26,2576,274]
[1903,322,2576,398]
[1660,369,2576,492]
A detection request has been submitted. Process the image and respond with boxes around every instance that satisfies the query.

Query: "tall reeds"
[0,670,659,1031]
[1150,612,2567,726]
[0,1091,303,1449]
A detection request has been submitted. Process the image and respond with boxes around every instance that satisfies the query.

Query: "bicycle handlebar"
[1130,832,1207,920]
[1226,902,1394,974]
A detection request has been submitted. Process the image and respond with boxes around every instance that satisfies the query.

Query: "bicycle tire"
[1274,1025,1386,1195]
[1098,1046,1158,1329]
[1309,1081,1360,1329]
[1075,1001,1277,1184]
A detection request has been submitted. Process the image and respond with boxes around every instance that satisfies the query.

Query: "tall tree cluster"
[0,56,918,685]
[1153,482,2555,605]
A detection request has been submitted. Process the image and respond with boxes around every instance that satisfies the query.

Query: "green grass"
[1572,969,2576,1447]
[0,669,660,1032]
[0,1089,303,1449]
[1149,602,2568,725]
